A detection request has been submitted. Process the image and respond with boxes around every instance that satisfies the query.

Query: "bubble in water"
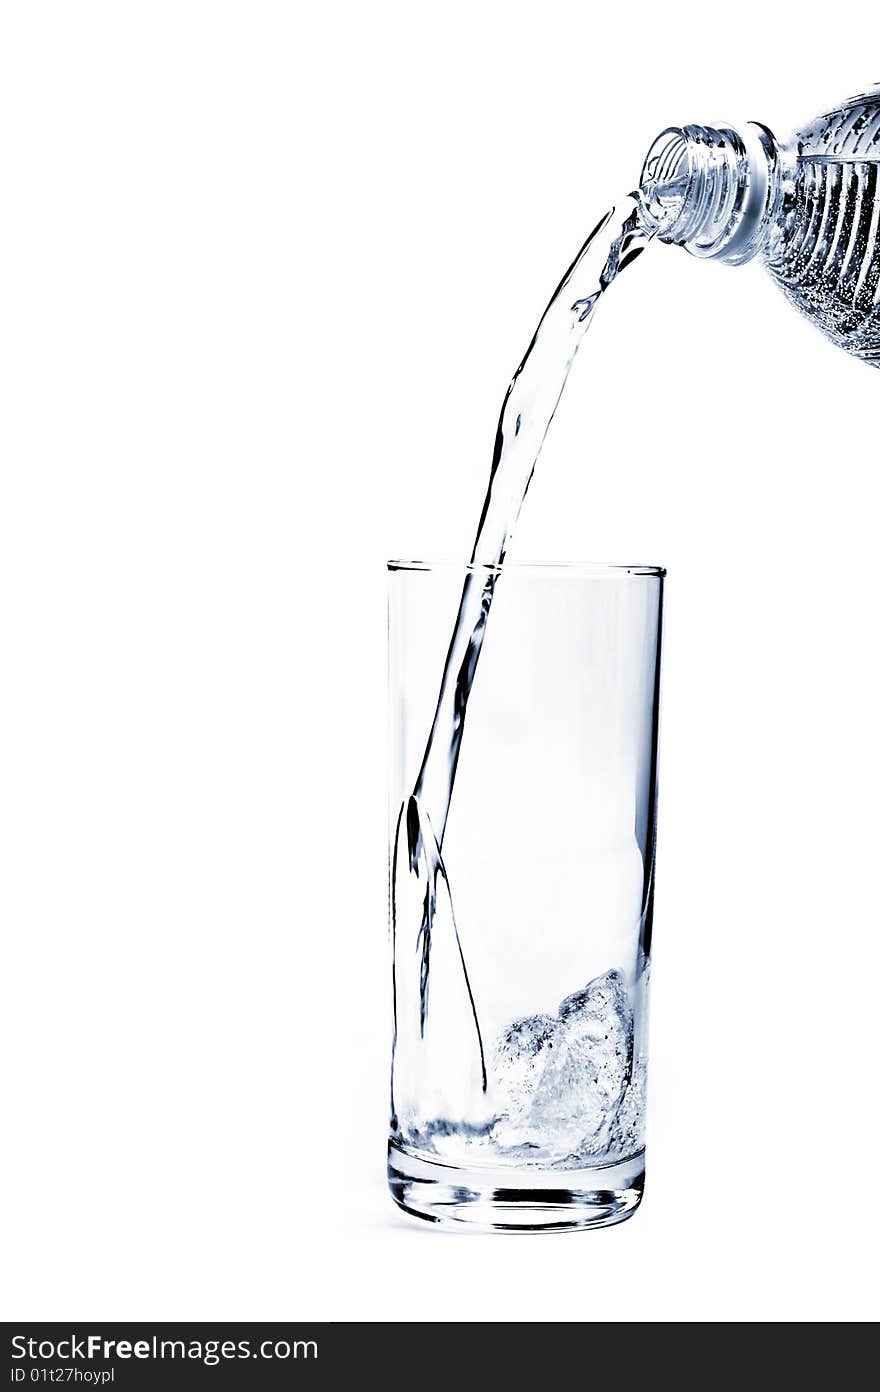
[608,1055,647,1158]
[491,1013,559,1121]
[491,969,637,1161]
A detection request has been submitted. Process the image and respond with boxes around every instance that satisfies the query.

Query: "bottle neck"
[639,121,787,265]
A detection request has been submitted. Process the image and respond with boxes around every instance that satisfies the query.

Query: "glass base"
[387,1140,645,1232]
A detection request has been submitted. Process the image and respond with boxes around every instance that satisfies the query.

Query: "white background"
[2,0,879,1323]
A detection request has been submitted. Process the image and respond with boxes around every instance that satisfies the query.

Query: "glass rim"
[387,558,666,579]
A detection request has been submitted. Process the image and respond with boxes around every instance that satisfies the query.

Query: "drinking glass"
[387,561,664,1230]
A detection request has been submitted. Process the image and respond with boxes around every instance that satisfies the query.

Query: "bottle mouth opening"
[638,121,777,265]
[639,128,693,238]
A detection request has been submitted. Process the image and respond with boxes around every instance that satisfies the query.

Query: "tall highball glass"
[388,561,664,1230]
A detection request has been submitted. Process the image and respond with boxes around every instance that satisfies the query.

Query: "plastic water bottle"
[639,86,880,366]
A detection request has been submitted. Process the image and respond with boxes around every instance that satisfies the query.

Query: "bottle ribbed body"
[763,89,880,366]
